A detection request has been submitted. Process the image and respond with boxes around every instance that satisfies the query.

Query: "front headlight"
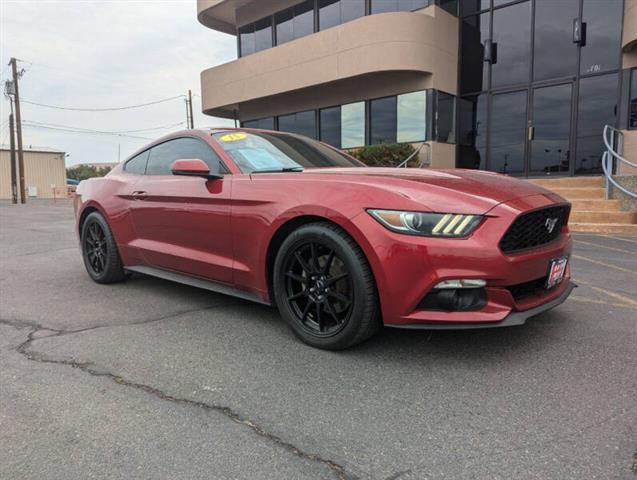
[367,209,483,237]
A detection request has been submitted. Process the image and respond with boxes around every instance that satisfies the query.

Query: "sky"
[0,0,237,166]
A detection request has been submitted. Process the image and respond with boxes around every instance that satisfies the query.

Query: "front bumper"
[387,281,575,330]
[351,193,574,328]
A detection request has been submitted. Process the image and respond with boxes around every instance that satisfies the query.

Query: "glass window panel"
[319,0,341,30]
[438,0,457,15]
[370,96,397,144]
[631,70,637,129]
[293,0,315,40]
[576,74,618,174]
[489,90,527,174]
[213,131,361,172]
[295,110,316,138]
[320,106,341,148]
[372,0,399,13]
[580,0,623,75]
[457,94,487,169]
[372,0,428,12]
[530,84,572,175]
[147,138,222,175]
[460,0,490,15]
[239,24,255,57]
[278,110,317,138]
[533,0,578,81]
[275,8,294,45]
[397,91,426,143]
[243,117,275,130]
[254,18,272,53]
[341,0,365,23]
[124,150,150,175]
[436,92,455,144]
[341,102,366,148]
[491,1,531,88]
[460,13,489,94]
[277,113,296,133]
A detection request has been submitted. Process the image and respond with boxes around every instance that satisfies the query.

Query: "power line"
[21,94,186,112]
[24,119,186,134]
[22,122,154,141]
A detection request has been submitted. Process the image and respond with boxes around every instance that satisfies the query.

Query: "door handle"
[528,126,535,141]
[132,190,148,200]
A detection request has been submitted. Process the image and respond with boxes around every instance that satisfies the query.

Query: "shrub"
[347,143,418,168]
[66,164,112,181]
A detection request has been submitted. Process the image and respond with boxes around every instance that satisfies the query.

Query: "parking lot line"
[572,254,637,275]
[573,239,634,255]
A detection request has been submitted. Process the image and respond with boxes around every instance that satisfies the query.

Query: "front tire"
[81,212,126,284]
[273,222,380,350]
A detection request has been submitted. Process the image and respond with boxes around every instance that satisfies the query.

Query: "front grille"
[499,205,569,253]
[506,277,548,301]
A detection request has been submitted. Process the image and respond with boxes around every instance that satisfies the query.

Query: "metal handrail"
[602,124,637,199]
[397,142,431,168]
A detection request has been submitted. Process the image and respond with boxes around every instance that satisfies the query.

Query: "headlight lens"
[367,209,483,237]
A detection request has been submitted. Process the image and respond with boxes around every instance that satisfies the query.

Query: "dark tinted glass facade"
[371,0,428,14]
[243,117,275,130]
[631,70,637,129]
[370,97,398,144]
[460,0,624,176]
[278,110,317,138]
[319,0,365,30]
[238,0,455,57]
[243,90,438,149]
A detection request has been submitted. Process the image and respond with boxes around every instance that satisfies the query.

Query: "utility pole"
[9,58,26,203]
[188,90,194,129]
[9,112,18,204]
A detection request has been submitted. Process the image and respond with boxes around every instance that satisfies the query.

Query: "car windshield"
[212,131,363,173]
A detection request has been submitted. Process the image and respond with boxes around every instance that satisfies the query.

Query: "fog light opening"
[417,286,487,312]
[434,279,487,289]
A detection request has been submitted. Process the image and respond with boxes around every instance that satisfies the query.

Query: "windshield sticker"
[234,148,285,170]
[219,132,248,142]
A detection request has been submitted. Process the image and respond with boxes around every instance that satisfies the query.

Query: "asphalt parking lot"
[1,200,635,480]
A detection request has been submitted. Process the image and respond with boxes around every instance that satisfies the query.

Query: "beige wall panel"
[620,129,637,175]
[624,49,637,69]
[0,150,66,199]
[201,8,459,118]
[0,151,15,199]
[623,0,637,52]
[238,71,431,120]
[427,142,456,169]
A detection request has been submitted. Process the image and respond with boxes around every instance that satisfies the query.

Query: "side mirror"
[171,158,222,180]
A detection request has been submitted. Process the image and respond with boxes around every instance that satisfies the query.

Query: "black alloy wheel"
[273,222,380,350]
[81,212,126,284]
[84,221,108,275]
[283,240,353,337]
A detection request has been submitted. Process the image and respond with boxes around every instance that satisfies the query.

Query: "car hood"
[293,167,562,214]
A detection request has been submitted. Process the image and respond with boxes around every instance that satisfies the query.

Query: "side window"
[123,150,149,174]
[146,138,224,176]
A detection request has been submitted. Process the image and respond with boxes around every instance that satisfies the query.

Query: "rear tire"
[81,212,126,284]
[273,222,380,350]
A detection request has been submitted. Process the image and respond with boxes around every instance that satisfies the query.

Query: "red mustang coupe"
[75,128,574,349]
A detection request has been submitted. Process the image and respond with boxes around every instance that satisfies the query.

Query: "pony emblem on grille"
[545,217,559,234]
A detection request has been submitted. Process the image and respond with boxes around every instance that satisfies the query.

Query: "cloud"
[0,0,237,165]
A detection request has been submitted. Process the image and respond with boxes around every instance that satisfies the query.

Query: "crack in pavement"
[0,315,358,480]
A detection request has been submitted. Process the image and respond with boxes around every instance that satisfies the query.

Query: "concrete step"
[570,210,637,224]
[569,199,622,211]
[528,176,604,189]
[551,187,606,199]
[569,223,637,234]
